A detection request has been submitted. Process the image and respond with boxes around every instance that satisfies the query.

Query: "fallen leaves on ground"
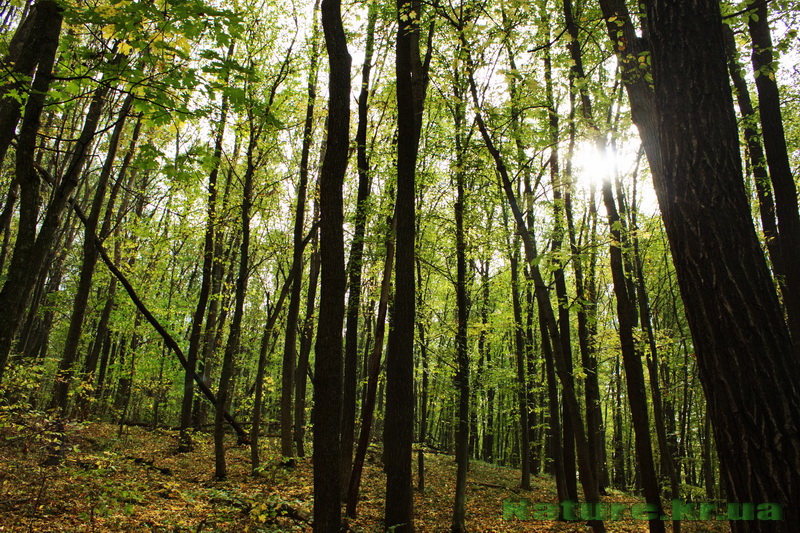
[0,414,730,532]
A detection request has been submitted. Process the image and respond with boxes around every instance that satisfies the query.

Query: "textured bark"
[645,1,800,529]
[314,0,350,529]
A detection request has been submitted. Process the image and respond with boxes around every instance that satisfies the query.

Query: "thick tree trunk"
[645,1,800,529]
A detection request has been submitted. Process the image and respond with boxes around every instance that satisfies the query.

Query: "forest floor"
[0,412,730,532]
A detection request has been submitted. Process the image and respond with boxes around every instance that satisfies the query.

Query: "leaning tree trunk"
[0,4,62,382]
[645,1,800,529]
[51,94,133,413]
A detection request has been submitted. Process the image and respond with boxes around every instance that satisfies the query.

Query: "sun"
[570,141,616,190]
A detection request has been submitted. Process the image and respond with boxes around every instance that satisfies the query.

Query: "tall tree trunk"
[179,45,233,451]
[509,240,531,490]
[214,122,256,479]
[0,0,62,165]
[252,266,297,473]
[645,1,800,528]
[746,2,800,354]
[601,176,666,533]
[340,2,376,494]
[280,23,318,462]
[51,94,133,413]
[294,224,319,458]
[464,38,605,532]
[347,213,395,518]
[632,207,681,531]
[0,68,105,383]
[0,5,61,382]
[416,257,429,492]
[385,1,428,531]
[722,26,784,295]
[451,69,470,533]
[544,10,578,496]
[315,0,350,529]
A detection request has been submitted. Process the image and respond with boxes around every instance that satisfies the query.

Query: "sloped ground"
[0,413,729,532]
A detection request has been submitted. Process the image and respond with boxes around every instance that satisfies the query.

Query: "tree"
[645,0,800,528]
[314,0,350,528]
[384,0,429,531]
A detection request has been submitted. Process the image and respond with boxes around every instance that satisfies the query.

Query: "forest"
[0,0,798,531]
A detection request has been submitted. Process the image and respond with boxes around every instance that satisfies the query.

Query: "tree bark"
[315,0,350,529]
[645,1,800,529]
[385,1,428,531]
